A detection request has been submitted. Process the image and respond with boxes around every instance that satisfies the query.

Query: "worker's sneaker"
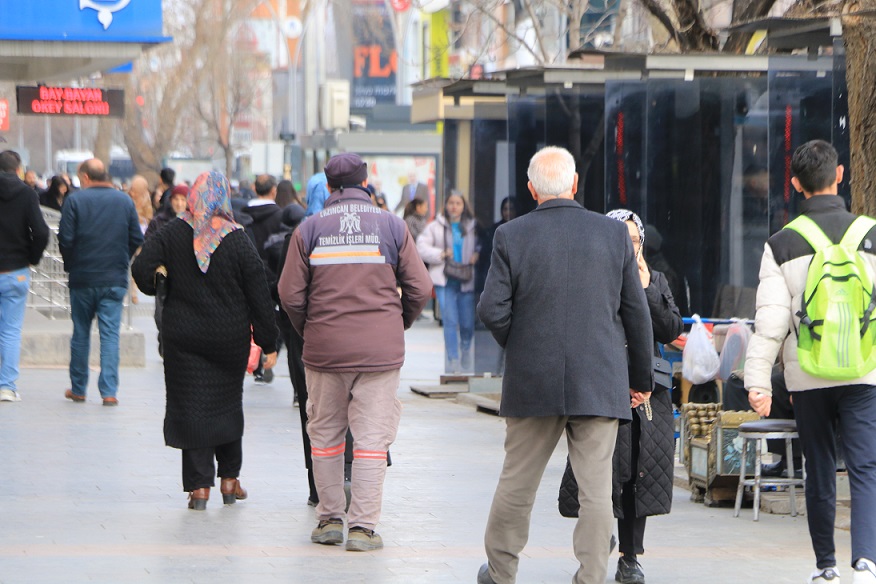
[809,567,841,583]
[345,526,383,551]
[311,518,344,545]
[854,559,876,584]
[0,388,21,402]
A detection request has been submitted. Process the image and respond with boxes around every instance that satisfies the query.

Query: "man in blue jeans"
[0,150,49,403]
[58,159,142,406]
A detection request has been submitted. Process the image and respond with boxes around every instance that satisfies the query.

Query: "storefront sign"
[352,0,397,109]
[0,0,165,43]
[0,99,9,132]
[16,86,125,118]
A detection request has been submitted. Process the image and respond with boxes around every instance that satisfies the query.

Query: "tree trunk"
[842,3,876,216]
[224,144,234,178]
[93,117,112,172]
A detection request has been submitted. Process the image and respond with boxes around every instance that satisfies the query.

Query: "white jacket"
[416,214,479,293]
[745,196,876,394]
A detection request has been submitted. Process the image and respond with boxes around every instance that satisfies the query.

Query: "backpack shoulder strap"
[839,216,876,250]
[785,215,833,251]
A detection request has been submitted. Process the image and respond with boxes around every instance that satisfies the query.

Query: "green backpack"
[785,215,876,380]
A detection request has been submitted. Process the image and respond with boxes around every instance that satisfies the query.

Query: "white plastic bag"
[717,321,752,381]
[682,314,720,384]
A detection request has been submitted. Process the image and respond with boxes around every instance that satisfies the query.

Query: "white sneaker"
[0,388,21,402]
[854,559,876,583]
[809,567,841,583]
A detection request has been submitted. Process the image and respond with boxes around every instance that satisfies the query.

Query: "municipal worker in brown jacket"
[278,153,432,552]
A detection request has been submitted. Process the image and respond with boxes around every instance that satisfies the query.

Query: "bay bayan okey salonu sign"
[16,86,125,118]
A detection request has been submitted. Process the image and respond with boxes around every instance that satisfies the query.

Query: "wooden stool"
[733,419,805,521]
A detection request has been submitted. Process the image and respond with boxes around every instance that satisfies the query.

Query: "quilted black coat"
[559,269,683,519]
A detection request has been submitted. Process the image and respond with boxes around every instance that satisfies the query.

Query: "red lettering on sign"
[18,86,120,118]
[354,46,370,78]
[0,99,8,132]
[354,46,399,78]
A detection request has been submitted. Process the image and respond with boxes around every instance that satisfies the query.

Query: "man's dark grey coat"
[477,198,654,420]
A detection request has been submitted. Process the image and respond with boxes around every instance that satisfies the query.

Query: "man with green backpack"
[746,140,876,584]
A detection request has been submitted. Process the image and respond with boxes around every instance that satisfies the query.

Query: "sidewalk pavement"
[0,306,852,584]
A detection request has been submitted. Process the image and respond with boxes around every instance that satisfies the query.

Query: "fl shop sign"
[16,86,125,118]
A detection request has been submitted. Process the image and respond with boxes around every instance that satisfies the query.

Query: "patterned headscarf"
[606,209,645,255]
[181,171,242,273]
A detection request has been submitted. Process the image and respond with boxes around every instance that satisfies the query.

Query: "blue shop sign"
[0,0,167,43]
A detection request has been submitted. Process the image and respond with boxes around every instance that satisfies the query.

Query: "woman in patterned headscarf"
[560,209,683,584]
[132,171,278,511]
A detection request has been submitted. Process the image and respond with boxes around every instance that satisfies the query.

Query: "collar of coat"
[534,197,582,211]
[324,187,373,208]
[800,194,847,215]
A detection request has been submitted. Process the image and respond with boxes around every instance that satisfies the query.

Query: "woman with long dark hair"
[275,179,303,208]
[39,175,69,211]
[416,190,480,373]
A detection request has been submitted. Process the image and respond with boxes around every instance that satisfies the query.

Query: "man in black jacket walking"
[476,146,654,584]
[242,174,285,383]
[0,150,49,403]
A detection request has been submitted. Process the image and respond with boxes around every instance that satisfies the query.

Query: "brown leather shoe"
[64,389,85,403]
[220,478,248,505]
[102,397,119,406]
[188,487,210,510]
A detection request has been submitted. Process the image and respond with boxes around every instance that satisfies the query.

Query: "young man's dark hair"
[791,140,839,194]
[159,167,176,187]
[254,174,277,197]
[0,150,21,173]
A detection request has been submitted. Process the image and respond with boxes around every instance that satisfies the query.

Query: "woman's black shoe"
[615,556,645,584]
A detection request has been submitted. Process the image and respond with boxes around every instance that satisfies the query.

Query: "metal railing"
[27,206,134,327]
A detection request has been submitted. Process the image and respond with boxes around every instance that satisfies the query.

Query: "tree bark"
[224,143,234,179]
[93,117,112,171]
[842,2,876,215]
[722,0,779,54]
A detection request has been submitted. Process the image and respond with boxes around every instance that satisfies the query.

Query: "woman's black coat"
[131,221,278,450]
[613,269,683,518]
[559,269,683,519]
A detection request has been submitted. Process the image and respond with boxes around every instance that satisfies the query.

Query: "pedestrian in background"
[279,152,431,551]
[403,197,428,242]
[39,175,69,212]
[417,190,479,373]
[153,167,176,211]
[476,146,653,584]
[0,150,50,403]
[745,140,876,584]
[304,172,329,217]
[127,175,153,305]
[58,158,143,406]
[132,170,278,510]
[128,175,153,235]
[275,179,303,209]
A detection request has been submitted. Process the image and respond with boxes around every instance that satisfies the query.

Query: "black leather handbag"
[653,356,672,390]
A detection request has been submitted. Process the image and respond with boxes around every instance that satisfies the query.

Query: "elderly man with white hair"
[476,146,654,584]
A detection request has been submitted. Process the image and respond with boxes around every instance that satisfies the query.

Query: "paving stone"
[0,309,855,583]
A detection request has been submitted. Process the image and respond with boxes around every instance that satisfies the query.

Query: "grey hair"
[527,146,576,199]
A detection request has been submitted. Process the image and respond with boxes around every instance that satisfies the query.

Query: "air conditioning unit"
[320,79,350,131]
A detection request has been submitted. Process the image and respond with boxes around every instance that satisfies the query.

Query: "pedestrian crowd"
[1,142,875,584]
